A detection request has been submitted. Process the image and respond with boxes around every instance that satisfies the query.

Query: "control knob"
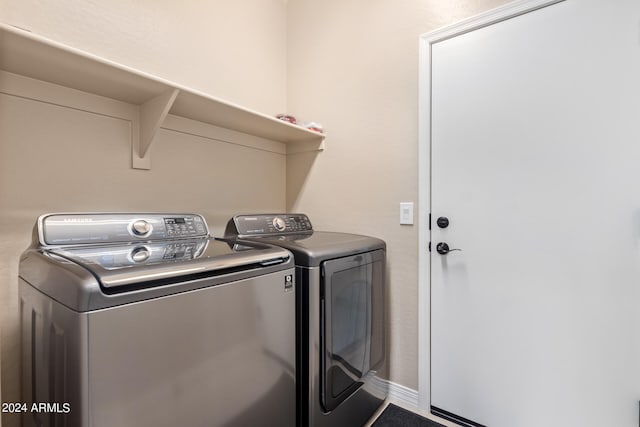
[273,217,286,232]
[131,220,152,236]
[130,246,150,262]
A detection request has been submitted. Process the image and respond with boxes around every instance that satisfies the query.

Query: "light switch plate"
[400,202,414,225]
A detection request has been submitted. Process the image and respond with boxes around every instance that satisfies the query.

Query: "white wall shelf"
[0,23,325,169]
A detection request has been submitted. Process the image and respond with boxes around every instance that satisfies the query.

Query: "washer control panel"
[40,213,209,246]
[228,214,313,237]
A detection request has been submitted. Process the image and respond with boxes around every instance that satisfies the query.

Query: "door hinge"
[429,213,432,230]
[428,241,431,252]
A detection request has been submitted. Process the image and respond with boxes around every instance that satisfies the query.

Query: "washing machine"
[225,213,388,427]
[19,213,296,427]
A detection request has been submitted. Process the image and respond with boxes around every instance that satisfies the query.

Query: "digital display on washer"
[164,216,206,237]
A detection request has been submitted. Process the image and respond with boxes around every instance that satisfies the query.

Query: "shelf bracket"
[132,88,179,169]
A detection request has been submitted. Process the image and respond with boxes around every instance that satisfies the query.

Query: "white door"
[429,1,640,426]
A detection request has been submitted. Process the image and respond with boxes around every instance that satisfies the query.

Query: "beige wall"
[286,0,509,389]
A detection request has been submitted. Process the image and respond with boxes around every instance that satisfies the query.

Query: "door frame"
[416,0,564,411]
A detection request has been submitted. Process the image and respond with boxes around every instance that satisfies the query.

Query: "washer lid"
[49,238,290,290]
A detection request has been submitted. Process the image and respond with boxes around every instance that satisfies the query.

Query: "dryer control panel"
[226,214,313,237]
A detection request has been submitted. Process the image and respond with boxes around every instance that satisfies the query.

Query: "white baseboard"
[369,376,420,410]
[368,377,463,426]
[387,380,420,410]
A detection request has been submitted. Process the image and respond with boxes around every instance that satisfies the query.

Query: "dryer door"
[320,249,385,412]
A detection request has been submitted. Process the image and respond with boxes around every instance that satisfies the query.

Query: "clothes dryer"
[225,213,388,427]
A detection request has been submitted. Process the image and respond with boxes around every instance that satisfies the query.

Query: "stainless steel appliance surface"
[19,213,296,427]
[225,213,388,427]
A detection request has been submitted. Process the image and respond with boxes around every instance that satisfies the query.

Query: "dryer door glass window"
[320,249,385,412]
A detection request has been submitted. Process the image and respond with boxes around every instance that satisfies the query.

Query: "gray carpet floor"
[371,404,445,427]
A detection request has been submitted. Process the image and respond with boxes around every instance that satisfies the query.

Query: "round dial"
[131,220,152,236]
[130,246,150,262]
[272,217,286,232]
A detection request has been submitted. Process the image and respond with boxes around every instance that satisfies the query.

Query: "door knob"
[436,242,461,255]
[436,217,450,228]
